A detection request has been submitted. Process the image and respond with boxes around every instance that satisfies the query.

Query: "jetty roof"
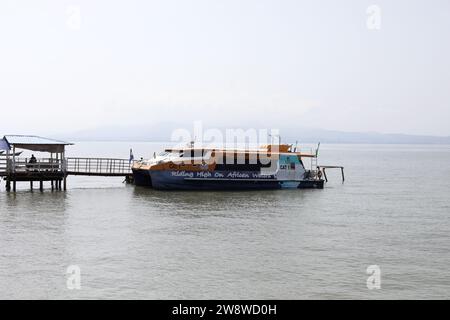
[2,135,73,153]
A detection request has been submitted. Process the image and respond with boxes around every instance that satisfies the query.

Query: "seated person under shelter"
[29,155,37,164]
[27,154,37,169]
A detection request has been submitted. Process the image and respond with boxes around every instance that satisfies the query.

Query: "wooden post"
[6,177,10,192]
[30,181,33,190]
[341,167,345,183]
[39,180,43,191]
[6,148,10,173]
[63,176,67,191]
[62,150,65,172]
[13,179,16,192]
[12,145,15,175]
[323,168,328,182]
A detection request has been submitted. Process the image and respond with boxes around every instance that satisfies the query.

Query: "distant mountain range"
[58,123,450,144]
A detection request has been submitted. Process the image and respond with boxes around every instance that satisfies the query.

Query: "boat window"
[215,157,272,171]
[179,150,206,158]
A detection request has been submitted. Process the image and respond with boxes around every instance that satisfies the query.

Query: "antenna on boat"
[189,136,196,149]
[294,140,298,152]
[268,134,281,145]
[315,142,321,157]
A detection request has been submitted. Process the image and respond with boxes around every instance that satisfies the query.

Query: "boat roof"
[164,145,316,157]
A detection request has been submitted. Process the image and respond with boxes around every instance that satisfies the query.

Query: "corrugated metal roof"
[3,135,73,146]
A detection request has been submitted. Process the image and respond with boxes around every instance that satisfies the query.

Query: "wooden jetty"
[317,165,345,183]
[0,135,133,192]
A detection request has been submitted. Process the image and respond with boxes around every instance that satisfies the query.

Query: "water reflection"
[1,189,68,218]
[131,186,315,219]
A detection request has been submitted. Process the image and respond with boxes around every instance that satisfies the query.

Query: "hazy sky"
[1,0,449,136]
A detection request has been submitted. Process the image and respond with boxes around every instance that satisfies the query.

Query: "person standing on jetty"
[129,149,134,165]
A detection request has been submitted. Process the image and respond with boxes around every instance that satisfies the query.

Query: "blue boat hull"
[132,169,324,190]
[132,168,152,187]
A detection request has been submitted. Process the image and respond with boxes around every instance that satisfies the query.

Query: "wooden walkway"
[65,157,133,177]
[0,157,133,192]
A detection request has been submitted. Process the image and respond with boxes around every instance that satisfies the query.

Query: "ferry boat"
[131,143,325,190]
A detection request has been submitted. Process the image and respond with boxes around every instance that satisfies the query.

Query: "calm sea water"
[1,142,449,299]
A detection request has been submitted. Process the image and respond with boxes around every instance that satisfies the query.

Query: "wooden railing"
[0,158,63,174]
[0,157,134,177]
[0,158,7,174]
[65,157,133,176]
